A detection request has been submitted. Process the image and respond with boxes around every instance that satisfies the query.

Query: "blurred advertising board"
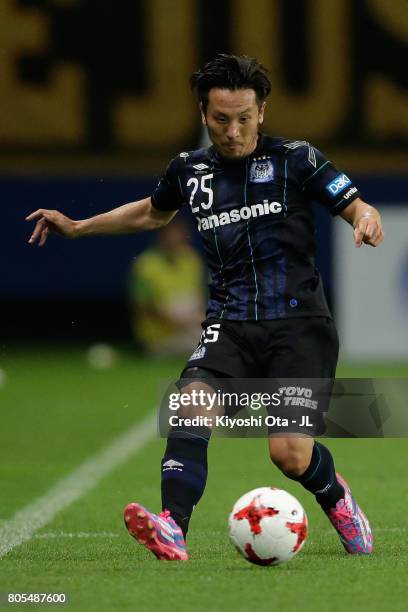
[335,206,408,360]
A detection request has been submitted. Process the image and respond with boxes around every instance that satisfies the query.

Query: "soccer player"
[27,54,383,561]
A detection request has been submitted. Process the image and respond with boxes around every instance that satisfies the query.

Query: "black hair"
[190,54,271,112]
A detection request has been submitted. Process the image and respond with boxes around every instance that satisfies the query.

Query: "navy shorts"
[179,317,339,436]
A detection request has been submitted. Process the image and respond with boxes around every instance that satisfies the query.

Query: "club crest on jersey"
[250,159,274,183]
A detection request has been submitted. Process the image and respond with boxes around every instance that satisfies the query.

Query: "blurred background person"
[129,218,205,356]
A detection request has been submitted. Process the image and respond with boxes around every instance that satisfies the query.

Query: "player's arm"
[339,197,384,248]
[26,197,176,247]
[292,143,384,249]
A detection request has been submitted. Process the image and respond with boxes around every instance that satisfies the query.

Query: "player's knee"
[269,443,310,477]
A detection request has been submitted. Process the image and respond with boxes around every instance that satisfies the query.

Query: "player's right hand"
[26,209,77,246]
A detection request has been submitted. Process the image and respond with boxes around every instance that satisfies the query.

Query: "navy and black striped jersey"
[151,134,361,321]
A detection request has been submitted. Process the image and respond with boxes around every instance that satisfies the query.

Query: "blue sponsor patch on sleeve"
[325,173,352,196]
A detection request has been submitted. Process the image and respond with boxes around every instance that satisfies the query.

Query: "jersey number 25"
[187,174,214,213]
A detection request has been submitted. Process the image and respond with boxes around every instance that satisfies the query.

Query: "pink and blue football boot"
[325,473,373,554]
[124,502,188,561]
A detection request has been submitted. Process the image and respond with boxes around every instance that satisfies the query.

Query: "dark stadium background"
[2,0,406,342]
[1,2,408,610]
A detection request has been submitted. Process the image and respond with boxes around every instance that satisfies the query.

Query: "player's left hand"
[353,213,384,248]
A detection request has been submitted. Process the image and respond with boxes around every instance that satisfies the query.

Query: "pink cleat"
[124,502,189,561]
[325,473,373,554]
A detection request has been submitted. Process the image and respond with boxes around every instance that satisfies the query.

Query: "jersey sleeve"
[289,142,362,215]
[151,156,186,211]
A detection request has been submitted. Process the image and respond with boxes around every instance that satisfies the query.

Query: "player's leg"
[265,317,373,554]
[268,437,347,512]
[269,435,372,554]
[158,320,251,542]
[124,369,216,561]
[125,319,251,560]
[160,369,218,538]
[124,368,218,560]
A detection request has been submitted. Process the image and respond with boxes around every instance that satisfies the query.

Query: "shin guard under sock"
[161,429,210,537]
[287,442,344,510]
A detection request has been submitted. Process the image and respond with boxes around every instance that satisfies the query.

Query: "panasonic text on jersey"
[196,200,283,232]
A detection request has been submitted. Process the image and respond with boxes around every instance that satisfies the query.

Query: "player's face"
[201,88,265,160]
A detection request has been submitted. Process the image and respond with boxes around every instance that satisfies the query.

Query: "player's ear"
[258,101,266,125]
[199,102,207,125]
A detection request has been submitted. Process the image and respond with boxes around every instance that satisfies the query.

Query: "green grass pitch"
[0,347,407,611]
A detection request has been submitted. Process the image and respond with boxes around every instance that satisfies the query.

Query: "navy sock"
[287,442,344,510]
[161,428,210,538]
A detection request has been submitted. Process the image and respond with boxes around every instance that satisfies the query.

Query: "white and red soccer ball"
[228,487,308,565]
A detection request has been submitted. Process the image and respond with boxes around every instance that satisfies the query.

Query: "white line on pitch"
[34,531,120,539]
[0,412,157,559]
[33,527,406,540]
